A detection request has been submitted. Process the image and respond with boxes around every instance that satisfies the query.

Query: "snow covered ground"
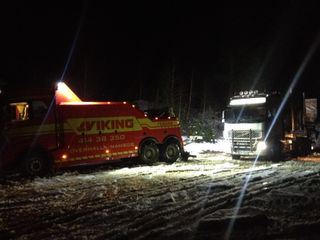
[1,149,320,239]
[183,137,231,155]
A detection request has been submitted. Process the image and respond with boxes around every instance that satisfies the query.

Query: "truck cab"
[223,90,312,160]
[0,88,56,174]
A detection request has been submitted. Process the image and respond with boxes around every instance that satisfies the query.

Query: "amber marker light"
[134,146,138,150]
[62,154,68,160]
[56,82,82,103]
[105,149,110,154]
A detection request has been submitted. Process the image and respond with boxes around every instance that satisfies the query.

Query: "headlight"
[257,141,267,152]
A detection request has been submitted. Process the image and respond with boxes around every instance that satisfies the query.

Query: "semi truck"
[223,90,316,160]
[0,82,188,176]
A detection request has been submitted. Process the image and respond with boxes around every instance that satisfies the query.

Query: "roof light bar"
[230,97,266,106]
[239,90,259,96]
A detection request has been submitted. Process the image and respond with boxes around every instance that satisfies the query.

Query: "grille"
[232,139,256,152]
[229,130,262,139]
[229,130,262,153]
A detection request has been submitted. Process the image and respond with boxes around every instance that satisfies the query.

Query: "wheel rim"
[166,146,175,158]
[29,157,42,173]
[165,144,179,161]
[145,149,154,159]
[139,143,160,164]
[143,146,157,161]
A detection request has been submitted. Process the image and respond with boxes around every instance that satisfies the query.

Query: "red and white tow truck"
[0,82,189,176]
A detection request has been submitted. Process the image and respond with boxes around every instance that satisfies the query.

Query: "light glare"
[56,82,81,104]
[256,141,267,152]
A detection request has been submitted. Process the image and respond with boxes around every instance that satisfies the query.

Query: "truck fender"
[162,135,182,147]
[138,137,159,153]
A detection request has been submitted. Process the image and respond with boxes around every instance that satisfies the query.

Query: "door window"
[9,102,29,121]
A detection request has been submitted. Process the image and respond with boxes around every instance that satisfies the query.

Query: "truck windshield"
[225,106,266,123]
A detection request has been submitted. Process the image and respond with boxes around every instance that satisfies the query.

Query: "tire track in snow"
[1,158,320,239]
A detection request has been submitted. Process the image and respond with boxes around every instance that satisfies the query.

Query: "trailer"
[0,82,188,176]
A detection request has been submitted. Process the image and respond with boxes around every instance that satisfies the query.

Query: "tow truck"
[0,82,189,176]
[223,90,315,160]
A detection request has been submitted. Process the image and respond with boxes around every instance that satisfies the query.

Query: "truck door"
[2,99,56,168]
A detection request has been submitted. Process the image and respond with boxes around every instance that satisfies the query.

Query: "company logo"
[77,119,134,131]
[67,117,142,135]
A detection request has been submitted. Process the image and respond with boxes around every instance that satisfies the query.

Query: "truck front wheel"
[21,151,52,177]
[231,154,240,160]
[139,143,159,164]
[162,143,180,163]
[269,142,283,162]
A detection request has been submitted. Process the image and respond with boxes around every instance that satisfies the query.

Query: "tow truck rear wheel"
[139,143,159,165]
[162,143,180,163]
[21,150,52,177]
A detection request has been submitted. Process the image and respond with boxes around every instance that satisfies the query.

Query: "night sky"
[1,1,320,109]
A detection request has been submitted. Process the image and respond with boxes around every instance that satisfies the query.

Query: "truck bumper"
[231,150,268,158]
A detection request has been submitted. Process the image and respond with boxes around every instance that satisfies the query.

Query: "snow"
[183,137,231,155]
[1,151,320,239]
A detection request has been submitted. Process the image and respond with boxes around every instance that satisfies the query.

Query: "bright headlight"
[257,141,267,152]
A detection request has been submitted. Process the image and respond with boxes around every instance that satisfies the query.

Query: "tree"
[186,68,194,121]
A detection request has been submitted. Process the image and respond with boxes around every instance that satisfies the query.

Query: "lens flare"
[59,3,86,82]
[225,32,320,239]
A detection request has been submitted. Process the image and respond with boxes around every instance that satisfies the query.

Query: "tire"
[139,143,159,164]
[21,151,52,177]
[269,142,283,162]
[162,143,180,163]
[231,154,240,160]
[294,137,311,157]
